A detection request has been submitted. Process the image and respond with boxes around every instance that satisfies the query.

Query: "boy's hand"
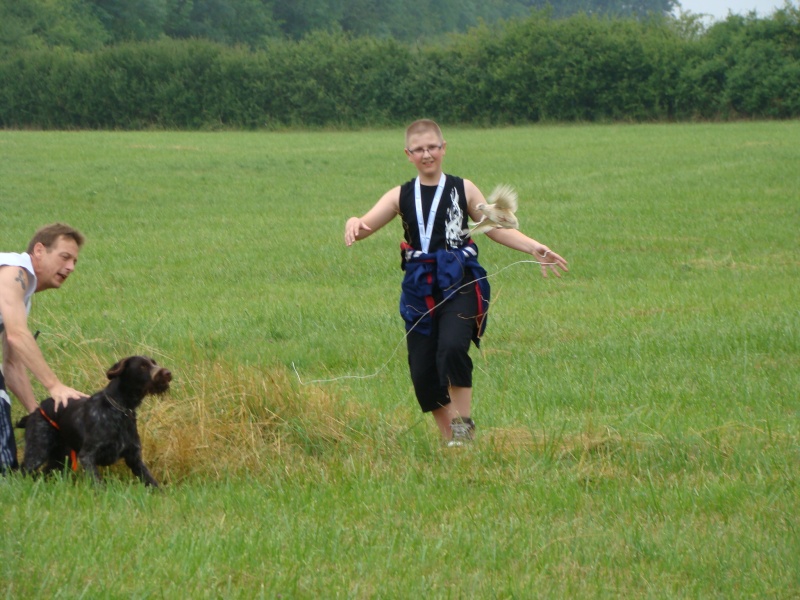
[533,245,569,278]
[345,218,372,246]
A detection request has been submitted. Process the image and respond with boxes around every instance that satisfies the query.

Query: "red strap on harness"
[37,408,79,472]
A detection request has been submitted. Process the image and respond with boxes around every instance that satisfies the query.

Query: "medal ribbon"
[414,173,446,254]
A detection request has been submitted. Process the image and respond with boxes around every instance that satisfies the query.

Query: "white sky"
[674,0,790,20]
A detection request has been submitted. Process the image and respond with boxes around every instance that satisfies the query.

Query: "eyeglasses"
[406,144,443,157]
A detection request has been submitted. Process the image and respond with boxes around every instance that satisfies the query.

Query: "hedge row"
[1,11,798,129]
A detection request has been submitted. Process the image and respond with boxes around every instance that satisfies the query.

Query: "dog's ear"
[106,358,129,380]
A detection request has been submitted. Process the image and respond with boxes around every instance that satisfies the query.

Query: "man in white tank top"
[0,223,89,472]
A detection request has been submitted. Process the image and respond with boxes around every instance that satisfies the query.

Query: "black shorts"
[406,284,479,412]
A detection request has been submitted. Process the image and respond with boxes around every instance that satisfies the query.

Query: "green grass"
[1,122,798,597]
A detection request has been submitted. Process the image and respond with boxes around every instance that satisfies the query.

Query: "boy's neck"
[417,169,443,186]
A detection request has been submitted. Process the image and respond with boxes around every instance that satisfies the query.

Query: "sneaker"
[447,417,476,447]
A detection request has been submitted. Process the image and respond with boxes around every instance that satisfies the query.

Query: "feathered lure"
[465,184,519,236]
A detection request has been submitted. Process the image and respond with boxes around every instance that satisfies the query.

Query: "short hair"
[27,223,86,254]
[405,119,444,146]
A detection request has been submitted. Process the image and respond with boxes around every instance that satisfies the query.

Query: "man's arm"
[1,332,39,413]
[0,266,87,411]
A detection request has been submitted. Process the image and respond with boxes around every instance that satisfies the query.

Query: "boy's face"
[405,130,446,179]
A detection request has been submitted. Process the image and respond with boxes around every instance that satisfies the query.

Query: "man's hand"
[49,383,89,411]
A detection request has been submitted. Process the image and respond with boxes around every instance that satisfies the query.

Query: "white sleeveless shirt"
[0,252,36,334]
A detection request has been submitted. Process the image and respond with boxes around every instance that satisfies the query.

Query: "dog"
[18,356,171,486]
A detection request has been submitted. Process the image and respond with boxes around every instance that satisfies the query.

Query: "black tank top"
[398,174,469,252]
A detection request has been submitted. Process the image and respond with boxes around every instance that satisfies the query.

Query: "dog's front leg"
[125,454,159,487]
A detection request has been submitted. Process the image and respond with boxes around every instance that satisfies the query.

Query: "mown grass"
[0,122,798,598]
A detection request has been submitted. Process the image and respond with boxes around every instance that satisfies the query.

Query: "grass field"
[1,122,798,597]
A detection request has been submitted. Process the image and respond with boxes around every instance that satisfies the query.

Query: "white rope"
[292,258,557,385]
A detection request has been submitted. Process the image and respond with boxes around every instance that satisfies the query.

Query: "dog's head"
[107,356,172,401]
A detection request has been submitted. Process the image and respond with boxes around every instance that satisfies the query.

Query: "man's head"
[27,223,85,292]
[405,120,446,179]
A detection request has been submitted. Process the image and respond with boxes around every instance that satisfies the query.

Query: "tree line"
[1,6,797,129]
[2,0,677,49]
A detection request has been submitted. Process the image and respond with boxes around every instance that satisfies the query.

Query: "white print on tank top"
[444,187,464,249]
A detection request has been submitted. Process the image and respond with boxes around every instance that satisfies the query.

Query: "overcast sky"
[674,0,789,20]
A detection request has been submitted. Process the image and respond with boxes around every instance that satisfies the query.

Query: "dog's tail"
[26,408,80,472]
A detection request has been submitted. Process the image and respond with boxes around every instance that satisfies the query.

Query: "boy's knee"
[437,340,469,363]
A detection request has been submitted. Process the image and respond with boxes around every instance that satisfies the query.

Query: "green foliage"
[0,9,798,128]
[0,0,679,50]
[165,0,281,45]
[0,0,109,51]
[434,15,690,123]
[86,0,170,42]
[676,5,800,117]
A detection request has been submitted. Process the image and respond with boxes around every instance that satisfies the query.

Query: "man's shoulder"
[0,253,36,303]
[0,252,33,272]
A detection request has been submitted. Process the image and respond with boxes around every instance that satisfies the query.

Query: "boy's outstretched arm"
[344,187,401,246]
[463,179,568,278]
[486,228,569,278]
